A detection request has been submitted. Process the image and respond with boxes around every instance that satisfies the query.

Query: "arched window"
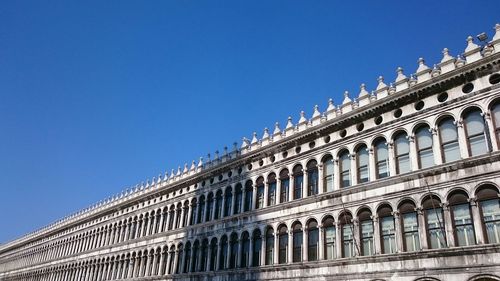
[265,228,274,265]
[448,190,475,246]
[191,241,199,272]
[197,196,206,224]
[142,215,149,237]
[307,160,319,196]
[340,212,354,257]
[399,200,420,252]
[175,244,184,273]
[394,132,411,174]
[175,204,182,229]
[423,195,447,249]
[292,222,303,262]
[476,185,500,244]
[206,193,214,222]
[168,246,175,274]
[155,211,161,234]
[464,108,488,156]
[492,101,500,147]
[244,181,253,212]
[131,217,138,239]
[256,177,265,209]
[358,209,374,256]
[322,155,335,192]
[224,187,232,217]
[209,238,218,271]
[234,184,243,215]
[374,138,389,179]
[278,225,288,264]
[307,219,319,261]
[323,216,336,260]
[356,145,370,183]
[183,242,191,273]
[378,205,396,254]
[438,117,460,163]
[415,125,434,169]
[280,169,290,203]
[339,150,351,188]
[293,165,303,199]
[183,202,189,228]
[267,173,277,206]
[252,230,262,267]
[168,207,175,230]
[219,235,228,270]
[190,199,197,226]
[229,233,238,269]
[241,232,250,268]
[214,190,223,220]
[200,239,208,272]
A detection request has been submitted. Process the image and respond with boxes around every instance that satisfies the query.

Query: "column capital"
[468,197,478,206]
[454,119,463,128]
[391,210,400,217]
[440,202,450,210]
[415,207,423,215]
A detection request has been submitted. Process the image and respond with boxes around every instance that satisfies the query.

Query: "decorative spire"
[441,48,454,63]
[183,163,188,173]
[327,98,335,111]
[285,116,294,129]
[176,166,181,176]
[342,91,352,105]
[262,127,270,139]
[376,76,387,90]
[431,64,441,77]
[273,122,281,135]
[251,132,258,144]
[197,157,204,167]
[465,36,480,53]
[298,111,307,124]
[358,84,369,97]
[190,160,196,171]
[241,137,249,149]
[493,23,500,41]
[416,58,430,73]
[312,105,321,118]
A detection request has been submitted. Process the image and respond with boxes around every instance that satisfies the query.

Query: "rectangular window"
[361,221,374,256]
[342,224,354,257]
[294,176,303,200]
[452,204,476,246]
[380,216,396,254]
[280,179,289,203]
[426,208,446,249]
[325,226,336,259]
[481,199,500,244]
[402,212,420,252]
[257,186,264,209]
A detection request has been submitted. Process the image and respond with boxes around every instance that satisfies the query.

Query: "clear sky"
[0,1,498,243]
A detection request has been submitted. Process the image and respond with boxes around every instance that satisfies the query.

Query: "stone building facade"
[1,24,500,281]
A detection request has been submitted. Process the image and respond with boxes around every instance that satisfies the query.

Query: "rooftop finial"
[298,111,307,124]
[395,67,407,82]
[251,132,258,144]
[312,105,321,118]
[262,127,270,139]
[376,76,387,90]
[342,91,351,105]
[493,23,500,41]
[286,116,294,129]
[465,35,479,53]
[273,122,281,135]
[416,57,430,73]
[358,83,369,97]
[441,48,454,62]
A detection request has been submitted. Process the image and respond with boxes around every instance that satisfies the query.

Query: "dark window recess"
[356,123,364,132]
[489,73,500,85]
[414,101,424,111]
[339,130,347,138]
[437,92,448,103]
[462,83,474,94]
[295,146,302,154]
[394,109,403,118]
[324,135,331,143]
[309,141,316,149]
[374,116,383,125]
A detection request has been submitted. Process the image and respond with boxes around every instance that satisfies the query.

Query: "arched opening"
[448,190,476,246]
[292,222,303,262]
[322,216,336,260]
[394,131,411,174]
[356,145,370,183]
[234,183,243,215]
[338,150,351,188]
[307,219,319,261]
[438,117,460,163]
[476,185,500,244]
[265,227,274,265]
[463,107,488,156]
[293,165,303,199]
[278,224,288,264]
[415,124,434,169]
[306,160,319,196]
[422,195,447,249]
[358,208,374,256]
[398,200,420,252]
[252,229,262,267]
[378,204,396,254]
[279,169,290,203]
[267,173,277,206]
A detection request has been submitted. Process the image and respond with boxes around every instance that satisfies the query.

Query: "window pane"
[342,224,354,257]
[481,199,500,244]
[440,119,458,143]
[402,212,420,252]
[325,226,336,260]
[397,154,411,174]
[465,111,485,136]
[470,134,487,156]
[280,179,289,203]
[294,176,303,199]
[358,147,369,183]
[308,228,319,261]
[268,182,276,206]
[420,148,434,169]
[361,220,373,256]
[293,232,303,262]
[443,142,461,162]
[381,216,396,254]
[426,208,446,249]
[453,204,476,247]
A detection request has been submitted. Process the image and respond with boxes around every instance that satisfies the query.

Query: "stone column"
[248,238,254,267]
[408,135,418,171]
[393,211,404,253]
[252,184,258,210]
[158,209,166,232]
[387,142,396,177]
[469,197,485,244]
[138,254,145,277]
[215,243,222,270]
[416,207,428,250]
[431,127,443,165]
[373,215,381,255]
[318,226,325,260]
[335,222,342,258]
[302,167,308,198]
[260,234,266,265]
[197,245,203,271]
[442,203,455,247]
[164,251,171,275]
[178,207,184,228]
[273,233,279,264]
[172,209,178,230]
[241,184,247,212]
[353,219,360,256]
[368,148,376,181]
[207,244,213,271]
[318,164,324,194]
[187,203,193,226]
[211,197,217,221]
[263,181,269,207]
[455,119,469,158]
[127,258,134,278]
[150,252,157,276]
[146,214,153,235]
[221,191,227,218]
[172,250,179,274]
[350,154,358,186]
[289,176,295,201]
[151,214,158,235]
[204,193,210,221]
[230,188,237,215]
[226,240,232,269]
[303,227,308,261]
[275,178,282,204]
[237,238,243,268]
[484,112,498,151]
[134,219,141,239]
[333,159,341,191]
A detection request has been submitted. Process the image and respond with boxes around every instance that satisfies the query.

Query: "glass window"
[198,196,205,224]
[176,244,184,274]
[214,191,223,220]
[206,194,213,222]
[219,236,228,270]
[293,166,303,200]
[359,212,374,256]
[210,239,218,271]
[182,204,189,228]
[308,220,319,261]
[339,151,351,188]
[292,223,303,262]
[492,102,500,147]
[278,226,288,264]
[438,118,460,163]
[191,241,199,272]
[323,156,335,192]
[415,125,434,169]
[342,223,354,258]
[256,183,264,209]
[395,132,411,174]
[464,109,488,156]
[229,234,238,269]
[252,230,262,267]
[241,233,250,268]
[307,160,319,196]
[423,197,447,249]
[175,205,182,229]
[374,139,389,178]
[265,229,274,265]
[268,174,277,206]
[224,188,232,216]
[244,181,253,212]
[452,203,476,246]
[190,201,197,226]
[169,247,175,274]
[280,170,290,203]
[400,202,420,252]
[323,217,336,260]
[184,243,191,273]
[168,208,174,230]
[481,199,500,244]
[357,145,369,183]
[380,216,396,254]
[234,185,243,215]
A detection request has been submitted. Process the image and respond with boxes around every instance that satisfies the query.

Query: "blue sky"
[0,1,498,243]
